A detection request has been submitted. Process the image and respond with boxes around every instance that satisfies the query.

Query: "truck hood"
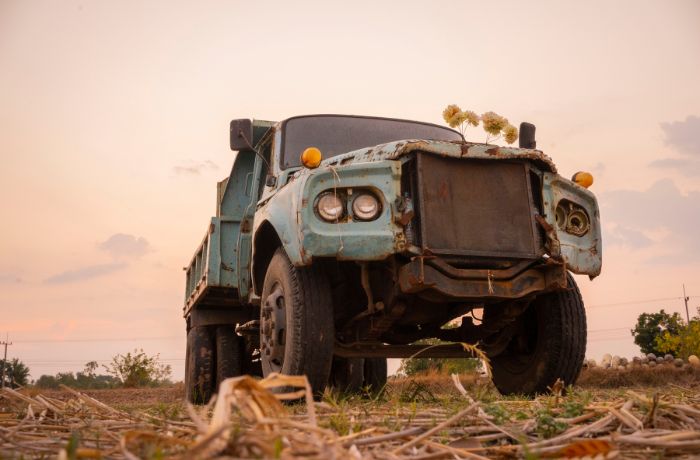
[319,139,557,173]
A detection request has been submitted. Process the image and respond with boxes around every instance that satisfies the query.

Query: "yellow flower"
[462,110,480,127]
[442,104,462,128]
[503,123,518,144]
[481,111,508,136]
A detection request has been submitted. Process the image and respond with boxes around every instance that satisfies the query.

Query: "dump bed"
[183,216,243,316]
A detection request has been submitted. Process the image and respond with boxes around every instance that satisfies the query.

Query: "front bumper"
[398,256,567,301]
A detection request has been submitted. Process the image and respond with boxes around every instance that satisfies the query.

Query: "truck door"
[235,137,272,300]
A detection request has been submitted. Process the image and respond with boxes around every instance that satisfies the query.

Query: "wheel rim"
[261,284,286,372]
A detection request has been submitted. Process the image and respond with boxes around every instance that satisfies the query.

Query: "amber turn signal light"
[300,147,322,169]
[572,171,593,188]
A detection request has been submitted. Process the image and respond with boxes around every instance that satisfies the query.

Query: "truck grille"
[404,153,542,259]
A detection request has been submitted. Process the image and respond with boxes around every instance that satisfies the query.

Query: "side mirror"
[230,119,254,151]
[519,122,536,149]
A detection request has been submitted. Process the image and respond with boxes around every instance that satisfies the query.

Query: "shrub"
[656,320,700,360]
[398,339,480,376]
[631,310,683,356]
[103,349,172,387]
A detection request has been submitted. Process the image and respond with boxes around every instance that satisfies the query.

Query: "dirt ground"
[2,367,700,459]
[14,366,698,410]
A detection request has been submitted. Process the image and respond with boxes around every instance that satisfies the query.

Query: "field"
[2,367,700,459]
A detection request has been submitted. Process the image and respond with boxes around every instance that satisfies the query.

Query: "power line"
[22,358,186,364]
[587,295,699,309]
[588,327,630,333]
[587,296,683,309]
[13,336,181,344]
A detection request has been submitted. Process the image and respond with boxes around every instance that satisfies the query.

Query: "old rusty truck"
[182,114,602,403]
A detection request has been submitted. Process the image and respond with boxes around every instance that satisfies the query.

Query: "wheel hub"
[261,285,286,371]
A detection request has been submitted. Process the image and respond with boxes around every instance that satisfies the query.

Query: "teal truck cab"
[183,115,602,402]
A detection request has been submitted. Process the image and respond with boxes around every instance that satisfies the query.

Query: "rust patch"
[407,274,422,287]
[535,214,561,258]
[438,181,449,200]
[240,219,252,233]
[535,214,554,233]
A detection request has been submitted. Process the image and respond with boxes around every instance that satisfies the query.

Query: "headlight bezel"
[313,188,383,223]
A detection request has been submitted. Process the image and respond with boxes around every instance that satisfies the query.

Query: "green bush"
[103,349,172,387]
[398,339,480,376]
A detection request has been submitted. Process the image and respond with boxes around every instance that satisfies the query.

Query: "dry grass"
[577,365,700,389]
[1,368,700,459]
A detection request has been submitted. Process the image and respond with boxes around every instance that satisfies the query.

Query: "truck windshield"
[280,115,463,169]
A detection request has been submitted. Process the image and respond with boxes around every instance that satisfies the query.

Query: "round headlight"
[317,193,344,222]
[352,193,381,221]
[567,209,590,236]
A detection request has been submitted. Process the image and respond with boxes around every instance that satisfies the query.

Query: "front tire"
[260,249,334,395]
[490,274,587,395]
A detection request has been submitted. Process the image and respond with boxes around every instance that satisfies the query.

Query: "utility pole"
[683,284,690,324]
[0,333,11,389]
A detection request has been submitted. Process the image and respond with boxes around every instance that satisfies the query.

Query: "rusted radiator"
[405,153,542,259]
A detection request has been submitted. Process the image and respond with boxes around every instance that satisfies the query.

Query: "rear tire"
[363,358,388,394]
[330,357,387,395]
[490,274,586,395]
[260,249,334,396]
[185,326,214,404]
[330,357,365,393]
[215,325,244,389]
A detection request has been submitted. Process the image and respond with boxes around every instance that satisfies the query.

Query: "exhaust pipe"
[519,122,536,149]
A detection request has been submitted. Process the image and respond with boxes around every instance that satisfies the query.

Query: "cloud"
[661,115,700,157]
[43,233,149,284]
[601,179,700,263]
[0,274,22,284]
[650,157,700,177]
[652,116,700,176]
[98,233,151,260]
[173,160,218,175]
[604,225,653,249]
[44,262,127,284]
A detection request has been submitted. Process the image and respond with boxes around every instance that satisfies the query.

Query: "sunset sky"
[1,0,699,381]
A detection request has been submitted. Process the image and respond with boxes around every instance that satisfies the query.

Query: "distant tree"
[656,320,700,360]
[55,372,77,387]
[35,374,60,389]
[0,358,30,388]
[631,309,683,356]
[83,361,99,378]
[34,362,118,390]
[104,349,172,387]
